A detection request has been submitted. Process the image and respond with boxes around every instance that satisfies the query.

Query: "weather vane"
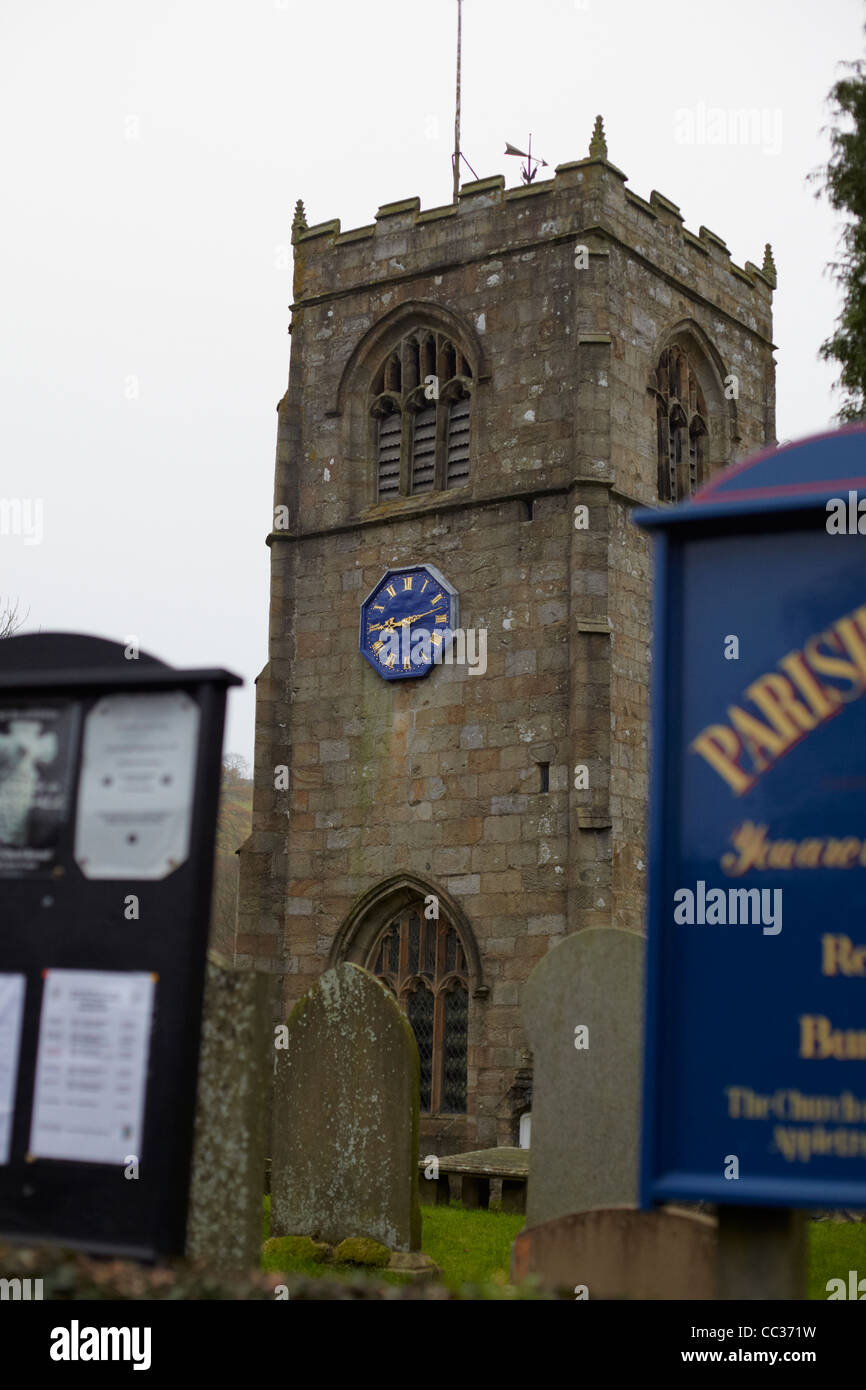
[504,135,548,185]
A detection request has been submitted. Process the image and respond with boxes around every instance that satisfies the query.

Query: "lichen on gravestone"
[271,962,422,1251]
[185,953,271,1267]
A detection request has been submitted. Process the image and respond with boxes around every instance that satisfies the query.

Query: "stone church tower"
[237,117,776,1153]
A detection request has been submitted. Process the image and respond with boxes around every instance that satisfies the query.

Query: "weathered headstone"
[522,927,644,1227]
[186,952,271,1268]
[511,1206,717,1299]
[271,962,422,1251]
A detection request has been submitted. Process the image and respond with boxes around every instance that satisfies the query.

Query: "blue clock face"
[359,564,459,680]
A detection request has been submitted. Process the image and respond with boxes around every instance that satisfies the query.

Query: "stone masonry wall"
[237,130,776,1148]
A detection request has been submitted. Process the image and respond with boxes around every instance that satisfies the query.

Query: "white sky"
[2,0,863,762]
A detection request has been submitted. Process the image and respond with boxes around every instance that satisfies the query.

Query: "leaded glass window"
[408,986,434,1110]
[442,983,468,1112]
[367,908,469,1114]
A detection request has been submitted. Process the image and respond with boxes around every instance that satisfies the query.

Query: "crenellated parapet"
[289,116,775,342]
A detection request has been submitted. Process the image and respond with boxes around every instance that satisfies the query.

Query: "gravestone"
[186,953,271,1268]
[522,927,644,1227]
[511,1206,717,1299]
[271,962,422,1251]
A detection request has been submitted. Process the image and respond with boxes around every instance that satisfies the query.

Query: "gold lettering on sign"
[822,934,866,977]
[799,1015,866,1060]
[721,823,866,875]
[691,602,866,794]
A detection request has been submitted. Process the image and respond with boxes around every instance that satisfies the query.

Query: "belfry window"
[655,346,708,502]
[411,405,437,493]
[371,329,473,501]
[375,405,402,500]
[368,908,468,1113]
[446,394,471,488]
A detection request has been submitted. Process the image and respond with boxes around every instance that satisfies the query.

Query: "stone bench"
[418,1147,529,1213]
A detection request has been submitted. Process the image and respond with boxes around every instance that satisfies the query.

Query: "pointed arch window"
[370,329,473,501]
[368,908,468,1113]
[654,345,709,502]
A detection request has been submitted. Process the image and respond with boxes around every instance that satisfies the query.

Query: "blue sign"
[635,425,866,1210]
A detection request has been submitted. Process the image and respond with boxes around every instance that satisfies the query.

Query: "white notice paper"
[30,969,155,1165]
[74,691,199,879]
[0,974,26,1164]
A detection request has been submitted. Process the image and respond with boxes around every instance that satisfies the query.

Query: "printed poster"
[74,691,199,879]
[0,704,79,877]
[29,969,155,1165]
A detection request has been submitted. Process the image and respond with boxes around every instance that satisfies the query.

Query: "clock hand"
[369,613,426,633]
[367,608,447,637]
[400,608,441,625]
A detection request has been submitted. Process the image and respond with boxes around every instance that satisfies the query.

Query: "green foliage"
[813,30,866,421]
[332,1237,391,1267]
[263,1236,330,1268]
[808,1219,866,1299]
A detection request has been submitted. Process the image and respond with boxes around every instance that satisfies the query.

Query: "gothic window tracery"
[368,908,468,1113]
[370,330,473,500]
[654,345,709,502]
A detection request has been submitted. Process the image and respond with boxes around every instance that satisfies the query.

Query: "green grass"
[261,1195,525,1291]
[808,1220,866,1299]
[263,1197,866,1298]
[420,1203,524,1291]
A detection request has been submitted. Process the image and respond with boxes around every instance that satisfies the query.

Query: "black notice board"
[0,633,240,1259]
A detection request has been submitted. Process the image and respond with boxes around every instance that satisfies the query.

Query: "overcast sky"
[2,0,863,762]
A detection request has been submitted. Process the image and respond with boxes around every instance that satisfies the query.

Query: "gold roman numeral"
[373,604,385,613]
[385,653,397,668]
[385,584,396,598]
[402,576,413,591]
[431,593,443,606]
[420,578,429,593]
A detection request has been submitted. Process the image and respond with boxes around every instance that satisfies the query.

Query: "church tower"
[237,118,776,1152]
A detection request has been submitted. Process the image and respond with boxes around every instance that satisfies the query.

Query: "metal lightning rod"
[452,0,462,203]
